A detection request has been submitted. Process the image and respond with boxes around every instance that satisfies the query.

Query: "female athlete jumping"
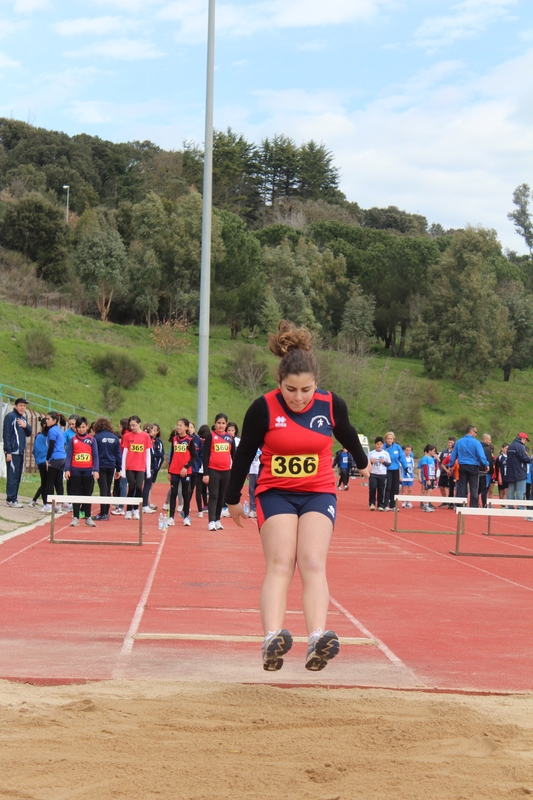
[226,321,370,672]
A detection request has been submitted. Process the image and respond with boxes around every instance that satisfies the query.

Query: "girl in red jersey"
[64,416,99,527]
[121,416,152,520]
[226,321,370,672]
[202,413,236,532]
[167,418,197,527]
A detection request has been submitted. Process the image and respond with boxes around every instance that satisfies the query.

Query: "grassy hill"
[1,299,531,454]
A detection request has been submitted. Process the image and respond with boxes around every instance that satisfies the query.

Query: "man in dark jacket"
[479,433,494,508]
[506,432,531,507]
[3,398,31,508]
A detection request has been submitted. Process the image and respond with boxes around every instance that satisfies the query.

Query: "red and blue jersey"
[208,432,233,472]
[66,434,99,472]
[169,435,194,476]
[256,388,336,496]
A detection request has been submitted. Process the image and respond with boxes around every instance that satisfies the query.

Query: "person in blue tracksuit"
[93,417,122,520]
[188,421,205,516]
[3,398,31,508]
[448,426,488,508]
[333,448,355,491]
[383,431,409,510]
[29,419,49,507]
[42,412,66,513]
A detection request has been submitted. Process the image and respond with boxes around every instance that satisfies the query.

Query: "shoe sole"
[263,630,293,672]
[305,631,340,671]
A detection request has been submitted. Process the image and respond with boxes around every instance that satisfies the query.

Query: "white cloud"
[159,0,387,43]
[414,0,518,51]
[91,0,165,11]
[0,50,19,66]
[69,99,166,125]
[13,0,49,12]
[54,16,140,37]
[64,38,164,61]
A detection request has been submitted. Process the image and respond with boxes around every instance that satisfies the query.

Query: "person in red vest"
[202,413,236,532]
[167,418,197,527]
[121,416,152,521]
[64,416,99,527]
[225,320,370,673]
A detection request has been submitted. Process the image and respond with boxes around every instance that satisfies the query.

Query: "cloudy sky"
[1,0,532,250]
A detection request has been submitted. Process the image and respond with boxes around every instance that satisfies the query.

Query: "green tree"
[297,141,343,203]
[128,242,161,327]
[508,184,533,254]
[498,281,533,381]
[412,229,513,382]
[212,128,260,219]
[339,283,376,351]
[75,226,127,321]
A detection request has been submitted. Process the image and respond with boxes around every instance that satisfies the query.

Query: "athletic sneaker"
[377,507,384,512]
[94,514,110,521]
[183,516,191,526]
[221,508,230,518]
[162,503,169,511]
[197,511,204,518]
[208,521,216,531]
[384,507,391,512]
[337,485,343,491]
[202,505,209,513]
[178,505,183,513]
[305,630,340,671]
[149,503,158,510]
[7,500,23,508]
[167,517,175,526]
[133,508,140,520]
[249,510,257,519]
[215,520,223,530]
[85,518,96,527]
[111,508,125,515]
[142,506,156,514]
[124,511,132,520]
[70,518,79,527]
[42,504,52,514]
[428,503,436,510]
[262,629,293,672]
[369,504,375,510]
[423,505,435,513]
[28,500,37,508]
[63,503,71,512]
[406,503,413,509]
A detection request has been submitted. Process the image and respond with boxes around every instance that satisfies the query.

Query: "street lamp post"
[63,185,69,223]
[196,0,215,429]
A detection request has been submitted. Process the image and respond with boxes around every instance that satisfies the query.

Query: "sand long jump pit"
[1,680,532,799]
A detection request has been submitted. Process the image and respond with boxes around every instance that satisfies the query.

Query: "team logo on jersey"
[327,505,336,518]
[310,415,330,429]
[275,416,287,428]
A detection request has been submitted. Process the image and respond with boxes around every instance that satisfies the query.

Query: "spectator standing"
[526,449,531,501]
[3,398,31,508]
[93,417,122,521]
[28,419,48,507]
[495,444,509,499]
[399,444,414,508]
[506,433,532,508]
[42,412,66,513]
[438,437,456,507]
[383,431,408,510]
[248,448,262,518]
[448,426,489,508]
[333,447,355,491]
[478,434,494,508]
[368,437,391,510]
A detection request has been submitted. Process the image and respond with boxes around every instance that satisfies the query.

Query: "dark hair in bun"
[268,320,318,383]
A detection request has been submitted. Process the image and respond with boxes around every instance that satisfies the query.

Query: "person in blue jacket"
[333,448,355,491]
[93,417,122,520]
[29,418,49,507]
[383,431,409,510]
[42,412,66,513]
[3,398,31,508]
[506,432,532,508]
[188,421,204,516]
[448,425,489,508]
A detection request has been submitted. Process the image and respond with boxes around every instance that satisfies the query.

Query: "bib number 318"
[272,455,318,477]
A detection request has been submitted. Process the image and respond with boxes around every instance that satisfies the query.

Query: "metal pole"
[197,0,215,429]
[63,185,69,223]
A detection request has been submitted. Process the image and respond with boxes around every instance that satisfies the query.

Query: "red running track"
[1,481,532,691]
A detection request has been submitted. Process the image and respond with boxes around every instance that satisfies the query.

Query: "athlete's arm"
[331,394,369,472]
[226,397,268,506]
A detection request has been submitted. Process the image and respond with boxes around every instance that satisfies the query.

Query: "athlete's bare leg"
[259,515,298,634]
[296,512,334,635]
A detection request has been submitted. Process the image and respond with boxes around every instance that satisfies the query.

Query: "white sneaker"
[28,500,37,508]
[215,520,223,530]
[142,506,156,514]
[42,504,52,514]
[124,511,132,520]
[70,518,79,527]
[249,510,257,518]
[85,518,96,527]
[183,516,191,526]
[167,517,175,526]
[177,505,183,513]
[197,511,204,518]
[208,521,216,531]
[133,508,139,520]
[111,508,125,515]
[221,508,230,517]
[9,500,24,508]
[63,503,71,511]
[162,503,169,511]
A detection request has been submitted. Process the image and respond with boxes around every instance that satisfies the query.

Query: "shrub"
[93,351,145,389]
[226,346,270,398]
[25,330,55,368]
[157,363,169,376]
[102,379,124,413]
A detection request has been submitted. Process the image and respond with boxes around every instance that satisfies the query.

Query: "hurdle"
[450,506,533,558]
[484,498,533,537]
[392,495,467,534]
[49,496,144,546]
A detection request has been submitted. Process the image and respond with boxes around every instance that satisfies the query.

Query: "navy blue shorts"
[256,489,337,529]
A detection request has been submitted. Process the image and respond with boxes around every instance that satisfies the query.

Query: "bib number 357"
[272,455,318,477]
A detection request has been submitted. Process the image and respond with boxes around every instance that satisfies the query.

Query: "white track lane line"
[0,519,73,566]
[339,513,533,593]
[112,530,167,677]
[329,594,414,675]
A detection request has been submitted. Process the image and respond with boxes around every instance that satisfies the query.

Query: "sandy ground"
[1,681,532,799]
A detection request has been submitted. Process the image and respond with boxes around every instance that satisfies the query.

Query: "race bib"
[174,443,187,453]
[271,454,318,478]
[130,443,144,453]
[214,443,230,453]
[74,453,91,463]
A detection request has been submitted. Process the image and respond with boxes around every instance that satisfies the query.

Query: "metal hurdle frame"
[49,495,144,546]
[392,495,467,535]
[484,498,533,537]
[450,506,533,558]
